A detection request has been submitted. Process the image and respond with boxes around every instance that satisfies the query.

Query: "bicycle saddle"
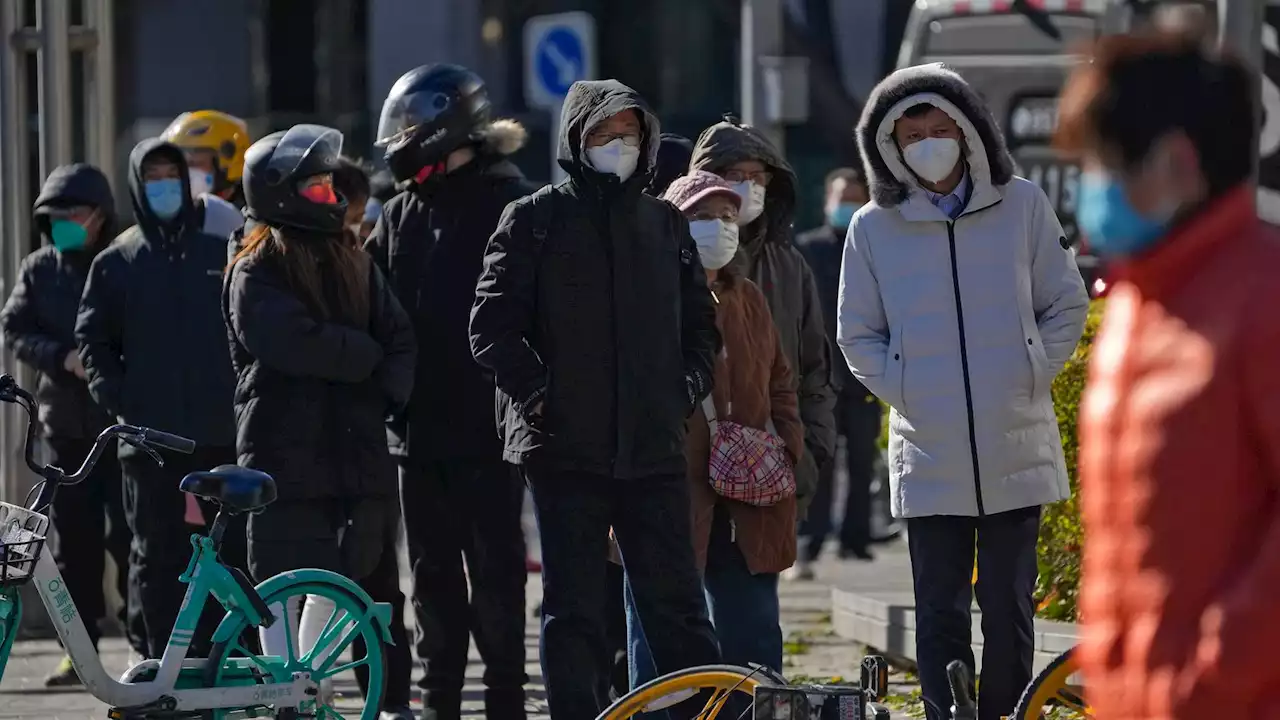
[179,465,277,514]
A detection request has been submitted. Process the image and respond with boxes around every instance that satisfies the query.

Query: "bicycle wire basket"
[0,501,48,587]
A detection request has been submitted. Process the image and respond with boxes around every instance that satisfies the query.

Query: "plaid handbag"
[702,353,796,506]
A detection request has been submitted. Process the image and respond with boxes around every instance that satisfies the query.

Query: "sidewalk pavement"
[827,536,1079,679]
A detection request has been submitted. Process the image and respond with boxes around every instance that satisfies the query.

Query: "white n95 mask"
[585,139,641,182]
[902,137,961,184]
[688,219,740,270]
[188,169,215,199]
[730,181,766,225]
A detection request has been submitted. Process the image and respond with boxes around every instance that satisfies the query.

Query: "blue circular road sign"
[535,27,585,99]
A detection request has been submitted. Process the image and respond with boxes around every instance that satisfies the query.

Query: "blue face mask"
[1077,171,1171,258]
[144,178,184,220]
[828,202,863,229]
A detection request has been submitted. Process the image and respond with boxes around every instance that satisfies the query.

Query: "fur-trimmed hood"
[477,118,527,157]
[856,63,1014,209]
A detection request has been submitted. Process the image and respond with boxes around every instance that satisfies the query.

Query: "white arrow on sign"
[543,41,581,90]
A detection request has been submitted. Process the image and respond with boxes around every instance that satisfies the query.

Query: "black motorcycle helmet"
[243,124,348,234]
[376,63,492,183]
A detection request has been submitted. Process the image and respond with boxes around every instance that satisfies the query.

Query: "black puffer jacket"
[1,164,116,439]
[366,120,540,459]
[469,80,721,479]
[796,223,868,398]
[75,140,238,454]
[224,246,415,500]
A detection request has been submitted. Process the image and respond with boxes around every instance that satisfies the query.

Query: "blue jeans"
[627,508,783,690]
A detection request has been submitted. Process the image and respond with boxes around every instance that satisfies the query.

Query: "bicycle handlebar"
[140,427,197,454]
[947,661,977,720]
[0,374,196,509]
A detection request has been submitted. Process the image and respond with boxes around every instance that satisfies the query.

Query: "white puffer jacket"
[837,64,1089,519]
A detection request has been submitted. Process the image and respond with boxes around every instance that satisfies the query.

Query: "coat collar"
[1114,185,1256,299]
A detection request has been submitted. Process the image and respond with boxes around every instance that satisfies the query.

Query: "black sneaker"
[44,655,81,688]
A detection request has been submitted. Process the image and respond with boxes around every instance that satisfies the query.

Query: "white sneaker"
[784,559,815,582]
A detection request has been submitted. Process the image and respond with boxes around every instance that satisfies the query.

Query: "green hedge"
[874,300,1105,621]
[1035,299,1104,621]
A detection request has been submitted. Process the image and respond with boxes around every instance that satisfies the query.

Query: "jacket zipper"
[946,220,985,516]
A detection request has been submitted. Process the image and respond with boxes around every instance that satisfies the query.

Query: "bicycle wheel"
[1011,647,1092,719]
[207,581,386,720]
[598,665,774,720]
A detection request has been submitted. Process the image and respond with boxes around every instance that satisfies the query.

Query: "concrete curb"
[830,586,1079,677]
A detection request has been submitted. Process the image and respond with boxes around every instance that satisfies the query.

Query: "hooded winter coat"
[75,139,238,454]
[224,241,416,501]
[366,120,540,459]
[690,121,836,513]
[470,80,720,479]
[838,63,1089,519]
[1,164,116,439]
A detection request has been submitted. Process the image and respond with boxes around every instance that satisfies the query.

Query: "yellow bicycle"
[596,657,892,720]
[1010,647,1092,719]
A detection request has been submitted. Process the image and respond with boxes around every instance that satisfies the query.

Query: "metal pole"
[0,0,28,509]
[38,0,73,174]
[740,0,785,152]
[87,0,116,182]
[1220,0,1265,182]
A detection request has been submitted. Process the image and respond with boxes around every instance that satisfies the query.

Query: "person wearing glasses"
[0,163,130,687]
[690,117,837,547]
[470,79,722,720]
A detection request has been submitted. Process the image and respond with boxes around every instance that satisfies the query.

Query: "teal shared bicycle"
[0,373,392,718]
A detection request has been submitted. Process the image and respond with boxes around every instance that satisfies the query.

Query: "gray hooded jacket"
[690,121,837,512]
[838,63,1088,519]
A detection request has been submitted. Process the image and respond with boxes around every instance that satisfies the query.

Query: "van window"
[921,14,1098,55]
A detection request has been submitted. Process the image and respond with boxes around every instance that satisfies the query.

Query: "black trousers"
[355,522,413,710]
[906,506,1041,720]
[249,495,412,712]
[523,463,720,720]
[120,446,247,659]
[400,456,529,720]
[801,390,882,560]
[46,436,130,647]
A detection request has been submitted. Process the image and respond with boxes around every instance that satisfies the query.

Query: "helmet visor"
[375,89,455,147]
[264,124,343,185]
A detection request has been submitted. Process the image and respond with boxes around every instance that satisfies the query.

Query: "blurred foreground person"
[840,63,1087,720]
[0,164,129,685]
[226,125,416,719]
[796,167,882,573]
[162,110,249,238]
[369,63,534,720]
[76,139,248,659]
[1059,34,1280,720]
[470,79,722,720]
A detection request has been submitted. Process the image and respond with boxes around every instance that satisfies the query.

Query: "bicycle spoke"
[696,689,728,720]
[312,619,361,676]
[318,653,371,679]
[229,640,273,673]
[301,608,351,667]
[318,707,348,720]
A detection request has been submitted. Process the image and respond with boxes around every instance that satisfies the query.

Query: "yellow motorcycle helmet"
[161,110,250,192]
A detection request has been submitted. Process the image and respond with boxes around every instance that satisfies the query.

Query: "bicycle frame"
[29,531,314,712]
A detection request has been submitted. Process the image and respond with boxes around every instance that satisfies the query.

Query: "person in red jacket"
[1058,33,1280,719]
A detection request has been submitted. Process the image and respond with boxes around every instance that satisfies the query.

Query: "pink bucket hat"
[661,170,742,212]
